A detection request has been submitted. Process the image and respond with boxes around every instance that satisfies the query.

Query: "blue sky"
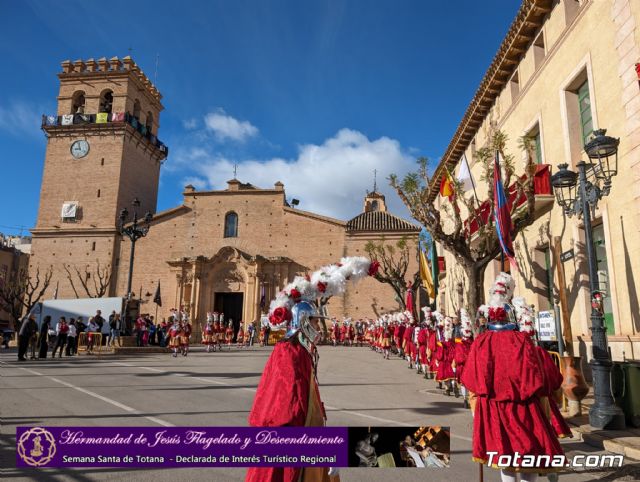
[0,0,520,235]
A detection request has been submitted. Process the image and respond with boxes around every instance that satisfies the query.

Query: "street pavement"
[1,345,638,482]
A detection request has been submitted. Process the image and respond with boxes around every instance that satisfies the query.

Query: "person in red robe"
[246,300,339,482]
[381,322,392,359]
[417,323,429,376]
[339,322,347,345]
[513,297,573,440]
[461,273,564,479]
[393,322,403,356]
[347,322,355,347]
[435,317,456,394]
[331,321,340,347]
[402,321,415,369]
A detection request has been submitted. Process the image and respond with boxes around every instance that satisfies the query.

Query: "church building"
[31,57,420,330]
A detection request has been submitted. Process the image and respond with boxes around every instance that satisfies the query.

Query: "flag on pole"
[457,154,476,192]
[153,280,162,307]
[439,170,455,198]
[430,240,439,296]
[493,151,517,270]
[419,243,435,300]
[259,284,266,309]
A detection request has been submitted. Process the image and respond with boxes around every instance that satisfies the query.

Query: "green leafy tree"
[389,130,537,316]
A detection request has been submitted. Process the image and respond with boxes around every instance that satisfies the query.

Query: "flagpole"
[462,153,481,209]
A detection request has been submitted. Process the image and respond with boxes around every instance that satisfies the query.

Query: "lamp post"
[118,198,153,331]
[551,129,625,430]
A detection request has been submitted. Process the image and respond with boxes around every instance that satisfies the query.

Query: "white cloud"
[180,128,417,221]
[182,118,198,130]
[0,100,46,138]
[204,109,258,142]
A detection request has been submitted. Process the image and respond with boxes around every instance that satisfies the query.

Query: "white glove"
[328,467,340,477]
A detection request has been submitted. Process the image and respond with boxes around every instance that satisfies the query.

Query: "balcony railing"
[465,163,553,237]
[41,112,168,157]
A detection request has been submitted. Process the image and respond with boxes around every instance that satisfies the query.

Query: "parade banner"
[16,426,348,468]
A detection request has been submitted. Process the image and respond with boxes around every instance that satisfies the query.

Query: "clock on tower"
[31,56,168,300]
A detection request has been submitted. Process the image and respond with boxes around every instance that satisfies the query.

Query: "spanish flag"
[419,244,435,300]
[439,170,455,198]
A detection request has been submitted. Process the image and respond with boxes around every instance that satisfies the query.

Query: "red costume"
[460,330,564,470]
[402,324,416,359]
[246,340,337,482]
[427,328,438,375]
[435,339,455,382]
[417,327,428,365]
[202,323,215,346]
[453,337,473,383]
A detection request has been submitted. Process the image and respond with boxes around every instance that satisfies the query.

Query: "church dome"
[346,211,420,233]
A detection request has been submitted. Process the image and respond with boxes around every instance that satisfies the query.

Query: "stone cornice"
[282,207,346,227]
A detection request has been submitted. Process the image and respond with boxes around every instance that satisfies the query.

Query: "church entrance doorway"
[214,292,243,340]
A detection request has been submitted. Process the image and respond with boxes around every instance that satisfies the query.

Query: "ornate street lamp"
[119,198,153,300]
[550,128,625,430]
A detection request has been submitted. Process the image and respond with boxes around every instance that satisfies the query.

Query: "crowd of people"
[16,309,108,361]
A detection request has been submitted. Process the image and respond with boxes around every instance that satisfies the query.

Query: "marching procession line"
[18,367,174,427]
[7,357,472,443]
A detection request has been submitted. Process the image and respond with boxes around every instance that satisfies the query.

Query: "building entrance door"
[214,292,244,340]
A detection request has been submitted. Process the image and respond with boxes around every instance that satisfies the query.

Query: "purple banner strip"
[16,426,348,468]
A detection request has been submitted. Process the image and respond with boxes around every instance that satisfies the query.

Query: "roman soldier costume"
[237,326,245,347]
[203,315,215,353]
[225,322,234,347]
[168,321,182,357]
[246,256,378,482]
[435,317,456,393]
[461,273,565,475]
[181,319,192,356]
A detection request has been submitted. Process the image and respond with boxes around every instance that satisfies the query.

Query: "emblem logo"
[17,427,56,467]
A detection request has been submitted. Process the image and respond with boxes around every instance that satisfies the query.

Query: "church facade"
[30,57,420,329]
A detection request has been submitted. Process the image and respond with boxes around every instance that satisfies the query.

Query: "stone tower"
[30,57,167,299]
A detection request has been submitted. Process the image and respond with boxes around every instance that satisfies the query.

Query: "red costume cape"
[460,331,564,470]
[246,341,335,482]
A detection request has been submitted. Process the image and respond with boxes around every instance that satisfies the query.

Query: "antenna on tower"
[154,53,160,85]
[373,169,377,192]
[233,163,238,179]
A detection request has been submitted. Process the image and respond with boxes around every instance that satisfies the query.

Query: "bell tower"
[30,56,168,299]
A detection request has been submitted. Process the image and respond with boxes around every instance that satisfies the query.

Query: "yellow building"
[430,0,640,361]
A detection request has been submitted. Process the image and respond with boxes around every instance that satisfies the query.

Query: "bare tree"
[63,260,113,298]
[364,236,421,313]
[389,130,537,317]
[0,265,53,328]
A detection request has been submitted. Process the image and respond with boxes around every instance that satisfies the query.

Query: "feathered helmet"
[459,308,473,339]
[443,317,453,341]
[267,257,379,342]
[513,296,536,338]
[433,310,445,327]
[486,272,517,330]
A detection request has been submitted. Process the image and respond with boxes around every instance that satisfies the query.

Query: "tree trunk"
[463,262,490,321]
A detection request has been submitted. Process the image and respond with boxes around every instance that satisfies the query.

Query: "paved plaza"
[2,345,638,481]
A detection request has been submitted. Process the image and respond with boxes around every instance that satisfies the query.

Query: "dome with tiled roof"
[347,210,419,232]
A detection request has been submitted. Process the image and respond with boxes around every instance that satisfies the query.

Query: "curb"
[571,425,640,461]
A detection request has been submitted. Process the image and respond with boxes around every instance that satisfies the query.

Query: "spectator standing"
[93,310,105,346]
[38,316,51,359]
[17,315,38,361]
[52,317,69,358]
[86,317,99,354]
[66,319,77,356]
[109,313,122,348]
[148,321,156,346]
[247,322,255,347]
[135,315,146,347]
